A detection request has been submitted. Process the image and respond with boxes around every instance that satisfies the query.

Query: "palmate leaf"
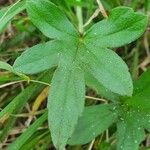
[12,0,147,149]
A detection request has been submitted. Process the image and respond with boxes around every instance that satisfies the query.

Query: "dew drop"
[120,117,124,121]
[134,140,138,144]
[92,132,96,136]
[87,50,90,54]
[112,106,117,110]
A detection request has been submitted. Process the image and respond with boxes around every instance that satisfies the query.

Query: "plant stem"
[76,4,84,34]
[30,79,51,86]
[96,0,108,18]
[87,139,95,150]
[85,96,107,102]
[84,8,100,27]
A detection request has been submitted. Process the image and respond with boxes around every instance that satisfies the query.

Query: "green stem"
[30,79,50,86]
[76,5,84,34]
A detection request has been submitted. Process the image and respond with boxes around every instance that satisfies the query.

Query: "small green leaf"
[79,44,133,96]
[126,89,150,112]
[125,68,150,111]
[0,0,26,33]
[13,40,61,74]
[133,68,150,95]
[68,104,118,145]
[0,61,29,81]
[117,109,145,150]
[85,7,148,48]
[0,61,14,72]
[48,66,85,149]
[142,113,150,132]
[26,0,78,40]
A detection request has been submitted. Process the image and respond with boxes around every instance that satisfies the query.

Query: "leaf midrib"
[56,68,77,147]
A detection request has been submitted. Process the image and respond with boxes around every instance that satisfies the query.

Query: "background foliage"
[0,0,150,150]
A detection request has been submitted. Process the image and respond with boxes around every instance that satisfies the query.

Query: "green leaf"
[79,44,133,96]
[126,89,150,112]
[85,7,148,48]
[14,3,148,150]
[0,61,29,81]
[133,68,150,95]
[117,109,145,150]
[13,40,61,74]
[68,104,118,145]
[48,66,85,149]
[0,0,26,33]
[26,0,78,40]
[0,61,14,72]
[7,112,48,150]
[125,68,150,111]
[142,113,150,132]
[116,69,150,149]
[117,85,150,150]
[85,71,119,101]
